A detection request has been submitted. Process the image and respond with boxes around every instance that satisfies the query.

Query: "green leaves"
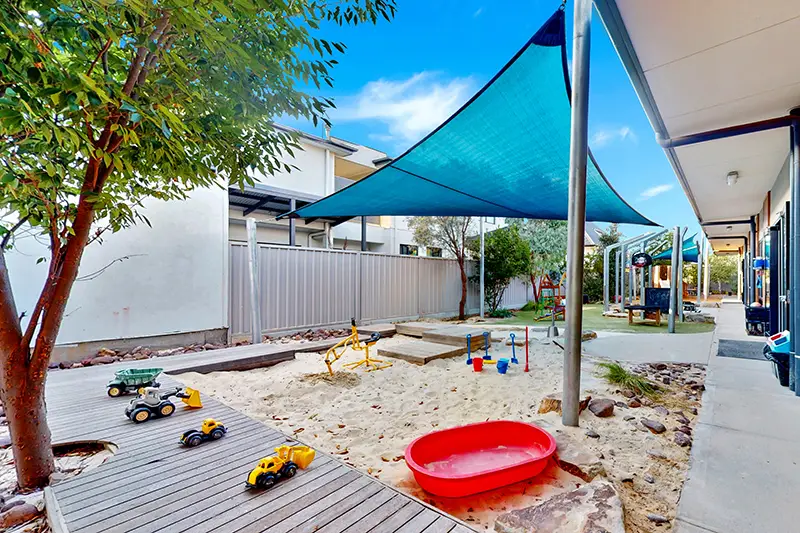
[1,0,396,253]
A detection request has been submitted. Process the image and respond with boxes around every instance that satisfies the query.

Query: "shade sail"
[280,9,655,226]
[653,234,699,263]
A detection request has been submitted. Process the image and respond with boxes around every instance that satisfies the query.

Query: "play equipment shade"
[280,9,655,226]
[653,234,699,263]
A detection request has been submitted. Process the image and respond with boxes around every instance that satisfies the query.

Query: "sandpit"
[177,331,704,532]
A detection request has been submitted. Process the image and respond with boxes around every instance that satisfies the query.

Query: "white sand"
[177,333,699,532]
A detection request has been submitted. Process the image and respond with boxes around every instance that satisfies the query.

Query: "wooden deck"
[44,346,473,533]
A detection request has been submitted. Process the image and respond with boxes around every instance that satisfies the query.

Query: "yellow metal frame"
[324,322,392,376]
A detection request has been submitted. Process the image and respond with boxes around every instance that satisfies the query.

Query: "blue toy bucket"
[497,358,509,375]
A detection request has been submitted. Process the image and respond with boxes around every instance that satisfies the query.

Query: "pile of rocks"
[631,362,707,400]
[50,342,227,371]
[262,328,350,345]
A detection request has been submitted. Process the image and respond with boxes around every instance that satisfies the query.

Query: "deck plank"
[45,347,470,533]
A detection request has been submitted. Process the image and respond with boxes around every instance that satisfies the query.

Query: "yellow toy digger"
[180,418,227,447]
[324,319,392,376]
[124,386,202,423]
[246,445,316,489]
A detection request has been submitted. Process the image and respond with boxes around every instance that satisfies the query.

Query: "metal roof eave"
[594,0,703,223]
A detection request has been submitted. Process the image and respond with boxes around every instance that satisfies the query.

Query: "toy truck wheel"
[159,402,175,417]
[210,428,225,440]
[256,473,276,489]
[107,385,124,397]
[131,408,151,423]
[185,433,202,447]
[284,465,297,478]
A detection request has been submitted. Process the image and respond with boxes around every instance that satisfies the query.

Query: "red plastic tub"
[405,420,556,497]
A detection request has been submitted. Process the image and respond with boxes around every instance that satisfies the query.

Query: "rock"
[59,361,72,369]
[96,347,116,357]
[538,393,591,416]
[202,343,216,350]
[641,419,666,434]
[614,401,626,408]
[0,436,10,449]
[70,362,83,369]
[494,480,624,533]
[0,503,39,529]
[676,425,692,435]
[581,330,597,342]
[48,361,60,369]
[652,363,667,371]
[628,399,642,408]
[621,390,635,398]
[623,415,635,421]
[644,473,655,484]
[690,407,698,415]
[585,429,600,439]
[0,500,23,513]
[654,406,670,416]
[647,449,668,460]
[662,376,671,385]
[619,472,634,482]
[647,513,670,525]
[553,432,605,482]
[674,432,692,447]
[505,337,526,347]
[588,399,615,418]
[90,355,119,365]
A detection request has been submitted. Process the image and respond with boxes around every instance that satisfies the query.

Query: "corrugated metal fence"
[229,243,531,337]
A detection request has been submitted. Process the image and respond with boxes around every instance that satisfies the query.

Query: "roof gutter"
[593,0,703,223]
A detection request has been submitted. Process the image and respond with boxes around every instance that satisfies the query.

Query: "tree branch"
[122,12,170,96]
[86,38,112,76]
[1,215,30,249]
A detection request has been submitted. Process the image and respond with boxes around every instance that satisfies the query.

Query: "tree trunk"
[2,360,54,487]
[458,257,467,320]
[530,274,539,303]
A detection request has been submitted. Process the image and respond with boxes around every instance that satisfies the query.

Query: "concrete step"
[377,339,467,365]
[358,323,397,337]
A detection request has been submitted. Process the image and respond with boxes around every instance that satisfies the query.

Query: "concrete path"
[676,302,800,533]
[582,331,714,365]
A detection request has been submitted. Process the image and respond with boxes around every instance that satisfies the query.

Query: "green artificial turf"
[500,304,715,334]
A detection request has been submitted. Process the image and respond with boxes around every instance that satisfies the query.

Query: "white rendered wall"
[7,187,229,345]
[250,143,328,195]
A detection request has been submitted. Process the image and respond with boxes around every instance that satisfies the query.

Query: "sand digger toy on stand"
[246,445,315,489]
[125,386,202,423]
[324,319,391,376]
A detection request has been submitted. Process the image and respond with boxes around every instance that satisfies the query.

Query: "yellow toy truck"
[245,445,315,489]
[180,418,227,447]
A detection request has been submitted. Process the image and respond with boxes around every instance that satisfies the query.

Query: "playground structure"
[324,319,392,375]
[535,273,566,322]
[603,227,708,332]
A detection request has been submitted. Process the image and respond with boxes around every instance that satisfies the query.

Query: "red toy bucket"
[472,358,484,372]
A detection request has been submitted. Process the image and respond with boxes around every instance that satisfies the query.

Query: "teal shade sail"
[279,9,655,226]
[653,234,699,263]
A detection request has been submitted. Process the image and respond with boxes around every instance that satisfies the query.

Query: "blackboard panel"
[645,288,671,312]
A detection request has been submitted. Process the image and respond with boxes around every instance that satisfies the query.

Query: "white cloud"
[639,183,674,200]
[590,126,637,148]
[473,7,483,17]
[332,72,475,148]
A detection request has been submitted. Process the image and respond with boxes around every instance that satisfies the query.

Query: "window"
[427,247,442,258]
[400,244,418,256]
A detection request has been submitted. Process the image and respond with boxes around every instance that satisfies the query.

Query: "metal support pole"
[603,246,610,312]
[629,253,635,303]
[737,253,743,302]
[288,199,297,247]
[615,250,621,308]
[480,217,485,319]
[361,216,367,252]
[696,237,703,305]
[703,239,710,300]
[750,215,757,304]
[668,226,680,333]
[790,119,800,393]
[639,242,645,301]
[620,244,627,311]
[770,225,780,335]
[678,230,685,321]
[246,218,262,344]
[562,0,591,428]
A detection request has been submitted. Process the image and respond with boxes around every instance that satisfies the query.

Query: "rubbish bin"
[764,346,790,387]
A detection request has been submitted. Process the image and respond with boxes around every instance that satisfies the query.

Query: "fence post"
[246,218,262,344]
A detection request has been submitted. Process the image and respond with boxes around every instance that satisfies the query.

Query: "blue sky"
[285,0,699,237]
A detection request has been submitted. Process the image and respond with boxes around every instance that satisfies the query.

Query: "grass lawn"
[500,304,715,334]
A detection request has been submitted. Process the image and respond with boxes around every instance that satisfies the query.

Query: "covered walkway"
[676,303,800,532]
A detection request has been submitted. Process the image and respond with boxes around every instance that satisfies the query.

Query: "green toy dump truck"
[107,368,163,397]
